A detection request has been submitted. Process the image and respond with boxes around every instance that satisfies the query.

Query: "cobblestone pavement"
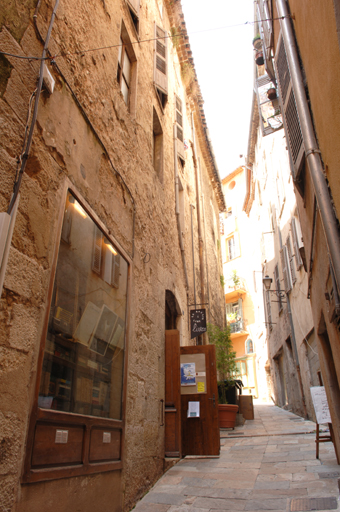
[132,402,340,512]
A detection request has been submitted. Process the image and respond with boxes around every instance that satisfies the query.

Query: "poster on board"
[180,363,196,386]
[310,386,332,424]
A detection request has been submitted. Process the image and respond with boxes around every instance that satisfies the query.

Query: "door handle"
[208,394,216,408]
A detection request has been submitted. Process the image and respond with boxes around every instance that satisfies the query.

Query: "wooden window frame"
[117,22,137,115]
[154,23,168,109]
[22,182,132,484]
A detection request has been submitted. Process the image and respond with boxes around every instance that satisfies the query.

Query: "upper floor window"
[226,233,240,261]
[117,22,137,113]
[125,0,140,34]
[154,23,168,108]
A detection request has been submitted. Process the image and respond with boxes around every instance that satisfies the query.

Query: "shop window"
[24,191,129,482]
[117,22,137,113]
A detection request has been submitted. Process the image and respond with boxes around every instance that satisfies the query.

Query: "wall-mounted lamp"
[262,275,286,302]
[104,238,117,255]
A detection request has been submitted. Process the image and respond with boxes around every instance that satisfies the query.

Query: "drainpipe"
[173,125,189,291]
[276,0,340,295]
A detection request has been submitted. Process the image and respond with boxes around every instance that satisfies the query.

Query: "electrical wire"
[0,15,291,62]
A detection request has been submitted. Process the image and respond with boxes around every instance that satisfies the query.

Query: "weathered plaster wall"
[0,0,225,510]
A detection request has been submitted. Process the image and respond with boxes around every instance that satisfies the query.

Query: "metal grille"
[286,89,303,165]
[276,39,290,103]
[156,55,166,74]
[290,497,337,512]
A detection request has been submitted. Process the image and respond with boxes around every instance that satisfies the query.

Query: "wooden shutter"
[286,235,296,284]
[234,232,240,258]
[92,225,102,275]
[112,254,120,288]
[257,0,274,77]
[126,0,140,16]
[175,95,184,160]
[154,24,168,94]
[238,298,243,320]
[275,33,305,181]
[291,218,303,270]
[280,245,292,293]
[265,290,272,328]
[274,264,283,311]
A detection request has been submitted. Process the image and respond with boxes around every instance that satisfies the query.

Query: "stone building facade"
[220,167,269,402]
[251,0,340,459]
[0,0,226,510]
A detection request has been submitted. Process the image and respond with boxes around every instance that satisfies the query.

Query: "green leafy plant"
[207,323,237,404]
[220,274,225,287]
[230,269,240,287]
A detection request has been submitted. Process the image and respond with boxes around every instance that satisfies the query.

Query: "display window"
[24,189,130,483]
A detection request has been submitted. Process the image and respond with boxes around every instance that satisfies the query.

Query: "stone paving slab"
[131,404,340,512]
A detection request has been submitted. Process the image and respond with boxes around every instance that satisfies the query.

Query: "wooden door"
[180,345,220,456]
[164,330,181,457]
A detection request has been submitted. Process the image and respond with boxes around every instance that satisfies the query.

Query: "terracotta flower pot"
[218,403,239,429]
[267,87,277,100]
[252,37,262,51]
[255,51,264,66]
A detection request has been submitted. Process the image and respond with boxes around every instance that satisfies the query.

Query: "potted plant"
[252,34,262,50]
[230,269,240,288]
[207,323,239,428]
[255,50,264,66]
[267,87,277,100]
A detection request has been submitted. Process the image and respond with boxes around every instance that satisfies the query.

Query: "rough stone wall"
[0,0,225,511]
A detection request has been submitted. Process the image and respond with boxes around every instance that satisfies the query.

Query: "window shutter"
[238,298,243,320]
[226,303,233,315]
[280,245,292,293]
[257,1,273,60]
[112,254,120,288]
[126,0,140,17]
[274,264,283,311]
[265,290,272,328]
[286,235,296,283]
[234,232,240,258]
[92,225,102,275]
[154,24,168,94]
[275,33,305,181]
[175,95,185,160]
[291,218,303,270]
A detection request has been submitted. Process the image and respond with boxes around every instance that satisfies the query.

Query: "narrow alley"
[133,403,340,512]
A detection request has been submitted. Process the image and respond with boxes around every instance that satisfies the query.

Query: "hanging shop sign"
[190,309,207,339]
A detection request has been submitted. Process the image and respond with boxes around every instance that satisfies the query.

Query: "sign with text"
[310,386,332,424]
[190,309,207,339]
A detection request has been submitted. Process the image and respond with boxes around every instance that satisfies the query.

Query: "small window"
[153,107,163,180]
[117,23,137,112]
[226,233,240,261]
[175,94,185,164]
[286,234,296,284]
[274,263,283,312]
[246,339,254,354]
[125,0,140,34]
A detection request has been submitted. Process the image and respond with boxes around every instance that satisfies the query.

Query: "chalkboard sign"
[310,386,332,424]
[190,309,207,339]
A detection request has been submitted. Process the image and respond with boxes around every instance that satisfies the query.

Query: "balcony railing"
[228,320,244,334]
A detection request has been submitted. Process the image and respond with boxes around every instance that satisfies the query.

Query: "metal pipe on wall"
[276,0,340,295]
